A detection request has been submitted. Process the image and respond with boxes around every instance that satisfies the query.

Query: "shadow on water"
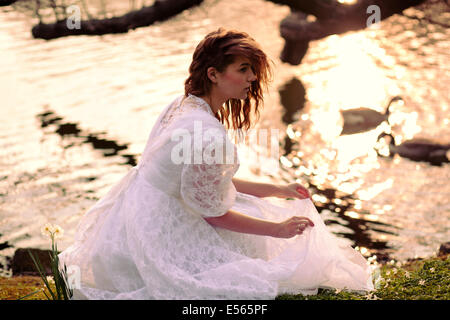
[278,77,306,156]
[278,77,398,262]
[307,183,398,262]
[278,164,398,262]
[279,77,306,125]
[37,108,138,167]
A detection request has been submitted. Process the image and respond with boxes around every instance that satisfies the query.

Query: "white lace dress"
[58,94,374,299]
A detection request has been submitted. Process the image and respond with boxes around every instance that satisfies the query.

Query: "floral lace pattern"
[160,94,217,130]
[181,158,239,218]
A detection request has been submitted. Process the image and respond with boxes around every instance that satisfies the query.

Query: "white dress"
[58,94,374,299]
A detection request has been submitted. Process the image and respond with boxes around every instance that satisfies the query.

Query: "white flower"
[393,268,398,275]
[53,225,64,239]
[365,292,379,300]
[335,288,342,294]
[46,276,55,284]
[405,271,410,278]
[40,223,64,240]
[429,267,435,273]
[419,279,426,286]
[41,223,54,239]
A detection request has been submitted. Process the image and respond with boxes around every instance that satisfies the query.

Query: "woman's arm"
[204,209,314,238]
[232,178,312,200]
[232,177,281,198]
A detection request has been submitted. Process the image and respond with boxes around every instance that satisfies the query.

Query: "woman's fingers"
[292,216,314,227]
[296,186,311,199]
[277,216,315,238]
[295,188,308,199]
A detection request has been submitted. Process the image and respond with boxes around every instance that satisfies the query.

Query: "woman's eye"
[240,67,247,72]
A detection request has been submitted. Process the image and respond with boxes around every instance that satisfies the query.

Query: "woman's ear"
[206,67,218,84]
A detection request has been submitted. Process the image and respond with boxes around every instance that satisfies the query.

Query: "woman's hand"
[274,183,311,200]
[273,216,314,238]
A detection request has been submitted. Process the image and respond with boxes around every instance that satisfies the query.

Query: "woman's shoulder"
[181,94,216,118]
[164,94,224,131]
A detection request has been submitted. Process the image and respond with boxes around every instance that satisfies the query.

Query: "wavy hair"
[184,28,273,133]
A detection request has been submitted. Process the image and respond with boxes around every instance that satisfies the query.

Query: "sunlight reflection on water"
[0,0,448,266]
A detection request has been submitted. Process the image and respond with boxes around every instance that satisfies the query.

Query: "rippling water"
[0,0,449,270]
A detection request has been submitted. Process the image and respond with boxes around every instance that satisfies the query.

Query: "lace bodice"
[160,94,217,130]
[139,94,240,217]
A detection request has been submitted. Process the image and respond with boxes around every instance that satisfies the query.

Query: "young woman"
[59,28,374,299]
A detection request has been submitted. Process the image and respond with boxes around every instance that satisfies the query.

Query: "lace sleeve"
[180,138,238,218]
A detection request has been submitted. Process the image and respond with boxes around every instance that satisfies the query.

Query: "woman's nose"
[248,70,257,81]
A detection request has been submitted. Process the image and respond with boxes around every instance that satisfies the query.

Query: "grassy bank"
[1,254,448,300]
[277,254,449,300]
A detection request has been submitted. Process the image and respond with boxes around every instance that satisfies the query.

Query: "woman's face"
[214,56,257,100]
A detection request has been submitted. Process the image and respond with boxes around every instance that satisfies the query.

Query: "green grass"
[276,254,449,300]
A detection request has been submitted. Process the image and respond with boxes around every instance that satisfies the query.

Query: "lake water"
[0,0,449,272]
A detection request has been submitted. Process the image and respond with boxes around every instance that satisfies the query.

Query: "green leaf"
[17,290,41,300]
[27,249,56,300]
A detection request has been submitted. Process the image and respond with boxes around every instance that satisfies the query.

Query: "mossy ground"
[1,254,448,300]
[0,275,57,300]
[277,254,449,300]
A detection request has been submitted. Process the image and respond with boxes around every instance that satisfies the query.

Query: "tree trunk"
[31,0,204,40]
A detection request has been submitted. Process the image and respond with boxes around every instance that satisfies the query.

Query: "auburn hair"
[184,28,273,133]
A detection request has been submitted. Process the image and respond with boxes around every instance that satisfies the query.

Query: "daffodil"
[40,223,64,240]
[25,223,72,300]
[41,223,54,239]
[53,225,64,239]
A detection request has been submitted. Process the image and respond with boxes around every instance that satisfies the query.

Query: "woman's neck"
[198,90,226,114]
